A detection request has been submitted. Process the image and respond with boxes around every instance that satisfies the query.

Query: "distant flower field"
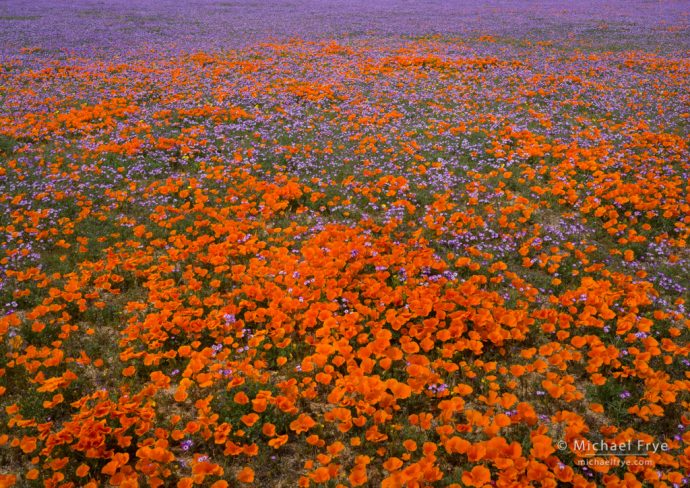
[0,1,689,487]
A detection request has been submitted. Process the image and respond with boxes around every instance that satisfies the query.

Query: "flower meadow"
[1,1,689,487]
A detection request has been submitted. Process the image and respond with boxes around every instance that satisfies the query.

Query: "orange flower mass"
[0,8,688,488]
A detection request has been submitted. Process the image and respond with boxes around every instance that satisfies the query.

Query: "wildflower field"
[1,1,689,487]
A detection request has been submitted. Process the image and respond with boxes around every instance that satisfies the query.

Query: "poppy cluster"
[0,15,688,488]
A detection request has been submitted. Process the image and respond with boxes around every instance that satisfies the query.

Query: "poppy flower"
[290,414,317,434]
[461,466,491,487]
